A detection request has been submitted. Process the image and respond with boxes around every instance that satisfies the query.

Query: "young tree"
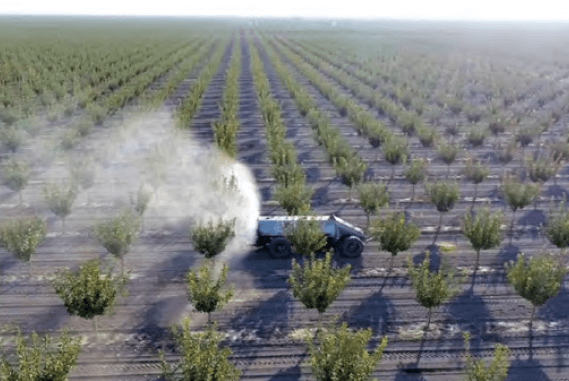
[462,208,504,272]
[505,254,566,332]
[489,117,506,145]
[404,158,428,201]
[93,208,141,275]
[43,181,78,233]
[288,251,351,325]
[271,163,306,188]
[0,217,47,277]
[497,141,517,165]
[501,175,541,239]
[0,125,23,153]
[131,184,152,217]
[189,218,235,261]
[274,182,313,215]
[382,136,408,180]
[516,127,536,155]
[544,198,569,254]
[69,156,97,204]
[370,212,421,271]
[464,157,490,208]
[158,317,241,381]
[525,156,558,184]
[357,182,390,230]
[333,156,368,200]
[284,218,328,257]
[186,263,235,324]
[406,252,464,331]
[416,126,437,148]
[437,140,460,178]
[467,127,487,148]
[305,322,388,381]
[0,329,82,380]
[1,159,30,205]
[425,181,461,239]
[463,331,511,381]
[52,258,129,339]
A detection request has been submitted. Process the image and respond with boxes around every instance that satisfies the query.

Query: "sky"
[1,0,569,20]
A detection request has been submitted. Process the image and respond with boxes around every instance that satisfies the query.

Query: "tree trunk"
[475,249,481,272]
[121,256,124,276]
[530,304,536,332]
[426,308,432,331]
[390,255,395,273]
[411,184,415,202]
[62,218,66,235]
[94,316,99,340]
[510,210,517,243]
[472,183,478,210]
[446,164,450,179]
[19,191,22,206]
[366,213,370,232]
[391,165,395,183]
[208,312,212,326]
[28,260,32,278]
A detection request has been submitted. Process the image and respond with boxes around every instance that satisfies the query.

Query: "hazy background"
[1,0,568,20]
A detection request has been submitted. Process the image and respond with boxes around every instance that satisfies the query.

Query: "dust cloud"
[69,109,261,270]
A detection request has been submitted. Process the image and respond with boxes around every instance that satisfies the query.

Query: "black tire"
[268,237,292,259]
[339,236,364,258]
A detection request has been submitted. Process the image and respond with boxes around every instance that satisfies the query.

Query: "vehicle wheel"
[268,238,292,259]
[339,236,363,258]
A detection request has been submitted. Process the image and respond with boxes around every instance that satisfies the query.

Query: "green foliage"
[404,158,428,188]
[463,331,511,381]
[288,252,352,314]
[406,251,464,311]
[274,182,313,215]
[42,182,78,221]
[0,125,23,152]
[132,185,152,216]
[333,156,368,189]
[501,175,541,213]
[525,156,558,183]
[505,253,566,307]
[0,330,82,381]
[464,157,490,185]
[370,212,421,257]
[158,317,241,381]
[1,159,30,193]
[271,163,306,187]
[467,127,487,147]
[305,322,388,381]
[186,263,234,316]
[425,181,461,213]
[497,141,516,164]
[437,140,459,166]
[515,127,535,148]
[416,126,437,148]
[463,208,503,270]
[52,258,128,320]
[382,136,408,166]
[284,218,328,257]
[358,182,390,227]
[545,198,569,250]
[93,208,141,274]
[189,218,235,259]
[86,103,107,125]
[213,118,239,159]
[69,156,96,190]
[549,140,569,162]
[0,217,47,265]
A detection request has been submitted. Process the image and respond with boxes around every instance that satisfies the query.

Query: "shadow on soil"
[393,369,427,381]
[538,284,569,370]
[227,290,294,340]
[266,365,302,381]
[413,245,442,272]
[547,184,569,200]
[507,358,551,381]
[343,289,395,338]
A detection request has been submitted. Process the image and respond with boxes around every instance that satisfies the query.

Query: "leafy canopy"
[284,218,328,257]
[0,217,46,262]
[186,263,234,315]
[505,254,566,307]
[463,208,503,253]
[159,317,241,381]
[52,258,128,320]
[358,182,390,216]
[370,212,421,257]
[426,181,460,213]
[189,218,235,259]
[502,175,540,213]
[288,252,351,314]
[545,198,569,250]
[274,182,313,215]
[306,322,388,381]
[404,158,428,185]
[42,181,77,220]
[93,208,141,259]
[0,330,82,381]
[406,252,464,310]
[463,331,511,381]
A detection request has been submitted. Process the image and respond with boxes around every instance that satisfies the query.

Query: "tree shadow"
[305,166,322,183]
[507,358,551,381]
[494,243,520,269]
[311,185,329,208]
[518,209,547,240]
[0,253,20,273]
[240,150,266,165]
[343,289,396,337]
[229,247,293,288]
[334,253,364,272]
[393,368,427,380]
[413,245,441,272]
[227,290,294,340]
[446,291,498,352]
[260,185,272,202]
[537,286,569,370]
[21,304,71,334]
[266,364,302,381]
[546,184,569,200]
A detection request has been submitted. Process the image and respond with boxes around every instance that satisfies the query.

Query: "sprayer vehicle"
[254,214,366,258]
